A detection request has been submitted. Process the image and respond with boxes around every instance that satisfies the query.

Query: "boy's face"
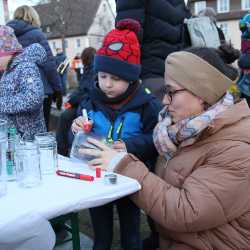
[98,72,129,98]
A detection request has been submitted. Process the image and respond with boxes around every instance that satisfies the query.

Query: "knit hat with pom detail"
[0,25,22,57]
[94,19,141,82]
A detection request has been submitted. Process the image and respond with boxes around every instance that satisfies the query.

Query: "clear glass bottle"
[35,132,57,175]
[70,131,105,161]
[6,127,17,181]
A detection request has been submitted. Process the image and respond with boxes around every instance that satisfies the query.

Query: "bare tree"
[51,0,74,54]
[37,0,73,54]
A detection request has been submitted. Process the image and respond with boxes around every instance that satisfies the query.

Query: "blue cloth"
[115,0,191,79]
[7,19,62,95]
[70,84,161,167]
[0,43,46,139]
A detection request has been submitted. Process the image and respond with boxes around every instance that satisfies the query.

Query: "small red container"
[96,167,101,178]
[83,120,93,133]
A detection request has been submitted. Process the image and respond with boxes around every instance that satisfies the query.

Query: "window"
[52,41,56,49]
[219,22,229,40]
[242,0,250,9]
[76,39,81,48]
[217,0,230,13]
[194,1,206,15]
[46,26,50,33]
[64,39,68,49]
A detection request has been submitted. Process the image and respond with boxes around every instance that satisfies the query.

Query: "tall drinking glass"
[35,132,57,175]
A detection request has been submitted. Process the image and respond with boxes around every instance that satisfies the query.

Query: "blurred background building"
[188,0,250,49]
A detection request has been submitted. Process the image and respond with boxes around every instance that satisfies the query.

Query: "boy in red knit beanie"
[71,19,161,250]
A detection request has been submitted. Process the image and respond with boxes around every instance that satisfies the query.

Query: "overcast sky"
[9,0,39,17]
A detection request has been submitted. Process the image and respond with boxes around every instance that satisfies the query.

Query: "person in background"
[71,53,83,83]
[198,7,226,43]
[237,12,250,107]
[7,5,62,131]
[80,44,250,250]
[115,0,191,101]
[71,19,161,250]
[55,48,68,96]
[56,47,96,156]
[0,25,46,139]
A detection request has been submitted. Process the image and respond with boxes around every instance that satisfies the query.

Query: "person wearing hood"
[7,5,62,130]
[78,43,250,250]
[71,19,161,250]
[0,25,46,139]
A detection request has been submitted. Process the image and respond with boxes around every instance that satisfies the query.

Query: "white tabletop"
[0,156,141,250]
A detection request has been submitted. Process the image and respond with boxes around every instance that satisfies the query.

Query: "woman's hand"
[79,137,123,171]
[112,140,127,152]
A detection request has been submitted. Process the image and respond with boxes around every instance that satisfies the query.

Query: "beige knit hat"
[165,51,235,105]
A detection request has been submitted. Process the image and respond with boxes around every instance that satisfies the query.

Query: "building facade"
[36,0,115,59]
[189,0,250,49]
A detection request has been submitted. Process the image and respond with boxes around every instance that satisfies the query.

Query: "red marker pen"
[56,170,94,181]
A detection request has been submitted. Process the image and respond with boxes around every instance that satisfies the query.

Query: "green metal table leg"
[71,213,81,250]
[50,212,80,250]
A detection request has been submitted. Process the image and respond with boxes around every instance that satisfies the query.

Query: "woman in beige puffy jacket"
[80,45,250,250]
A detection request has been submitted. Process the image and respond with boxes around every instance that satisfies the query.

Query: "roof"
[35,0,101,39]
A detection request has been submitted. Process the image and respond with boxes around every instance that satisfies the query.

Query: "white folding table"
[0,156,141,250]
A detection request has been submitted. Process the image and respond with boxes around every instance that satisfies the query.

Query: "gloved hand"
[52,91,63,110]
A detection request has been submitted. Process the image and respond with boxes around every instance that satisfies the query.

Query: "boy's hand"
[71,116,93,134]
[112,140,127,152]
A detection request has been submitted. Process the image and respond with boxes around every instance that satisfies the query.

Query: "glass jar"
[16,141,41,188]
[35,132,57,175]
[0,120,7,197]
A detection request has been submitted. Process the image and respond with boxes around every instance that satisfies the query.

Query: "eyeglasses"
[163,85,186,103]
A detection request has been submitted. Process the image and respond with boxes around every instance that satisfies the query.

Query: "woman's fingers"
[79,148,101,157]
[86,137,110,151]
[88,159,108,170]
[88,158,102,166]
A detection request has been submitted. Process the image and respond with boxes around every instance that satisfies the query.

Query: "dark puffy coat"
[116,0,191,79]
[7,19,61,95]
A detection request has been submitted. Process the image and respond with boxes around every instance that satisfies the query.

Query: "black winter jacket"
[116,0,191,79]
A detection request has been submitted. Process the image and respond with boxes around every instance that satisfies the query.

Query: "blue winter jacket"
[7,19,61,95]
[0,44,46,139]
[71,84,162,169]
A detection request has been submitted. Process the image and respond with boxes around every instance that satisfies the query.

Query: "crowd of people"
[2,1,250,250]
